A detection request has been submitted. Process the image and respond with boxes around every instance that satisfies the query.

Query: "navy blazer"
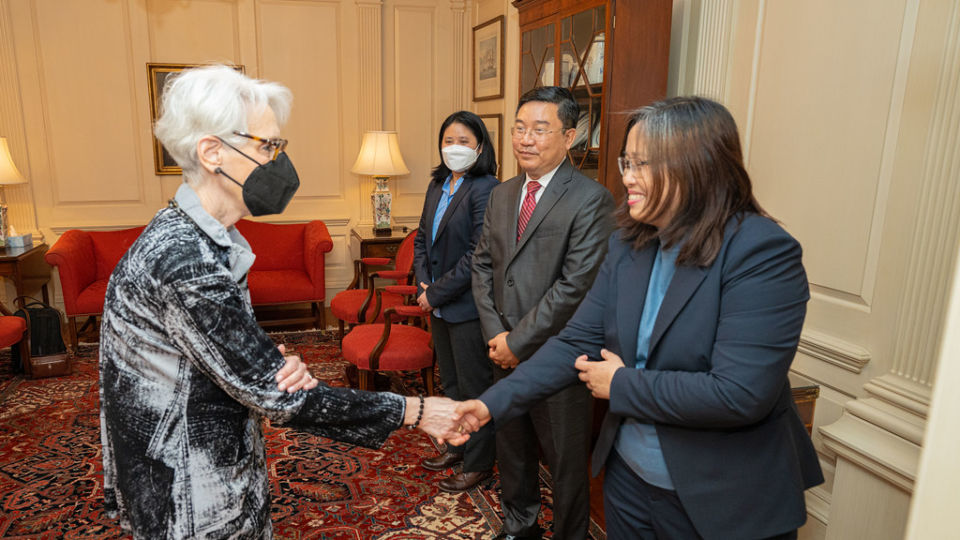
[413,173,498,323]
[480,214,824,539]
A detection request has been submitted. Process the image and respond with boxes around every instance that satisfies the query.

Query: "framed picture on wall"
[473,16,504,101]
[147,63,244,175]
[479,113,503,180]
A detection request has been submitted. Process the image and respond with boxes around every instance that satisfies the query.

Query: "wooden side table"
[350,226,410,259]
[350,226,411,289]
[0,243,51,304]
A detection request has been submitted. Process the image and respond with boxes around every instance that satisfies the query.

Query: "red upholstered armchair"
[341,288,434,394]
[234,219,333,328]
[330,231,417,339]
[0,301,29,375]
[44,226,146,350]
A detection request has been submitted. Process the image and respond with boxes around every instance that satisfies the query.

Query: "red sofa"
[45,219,333,349]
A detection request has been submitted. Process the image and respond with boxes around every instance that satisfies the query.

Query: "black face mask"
[215,140,300,216]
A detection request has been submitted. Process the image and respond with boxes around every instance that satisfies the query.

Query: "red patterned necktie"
[517,180,542,241]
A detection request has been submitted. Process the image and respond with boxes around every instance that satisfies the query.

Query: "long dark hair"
[431,111,498,183]
[616,96,767,266]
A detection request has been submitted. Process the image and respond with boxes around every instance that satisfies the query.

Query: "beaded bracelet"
[407,394,424,430]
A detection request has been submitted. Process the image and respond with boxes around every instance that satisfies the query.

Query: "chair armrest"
[373,270,409,283]
[361,257,392,266]
[44,230,97,315]
[304,220,333,298]
[391,304,425,318]
[383,285,417,296]
[384,305,429,326]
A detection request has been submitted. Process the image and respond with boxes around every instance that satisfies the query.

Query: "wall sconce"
[350,131,410,236]
[0,137,28,247]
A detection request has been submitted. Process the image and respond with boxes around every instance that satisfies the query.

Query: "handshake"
[403,397,492,445]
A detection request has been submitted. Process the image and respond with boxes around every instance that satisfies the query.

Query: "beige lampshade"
[350,131,410,177]
[0,137,27,185]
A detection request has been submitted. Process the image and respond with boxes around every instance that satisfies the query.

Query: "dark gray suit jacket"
[471,159,615,361]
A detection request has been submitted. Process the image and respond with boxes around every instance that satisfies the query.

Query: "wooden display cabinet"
[513,0,672,194]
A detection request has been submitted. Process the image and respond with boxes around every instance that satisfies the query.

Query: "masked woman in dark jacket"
[413,111,499,492]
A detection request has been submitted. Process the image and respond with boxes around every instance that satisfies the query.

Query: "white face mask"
[441,144,480,173]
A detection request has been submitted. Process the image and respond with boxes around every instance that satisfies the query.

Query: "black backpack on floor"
[12,296,70,377]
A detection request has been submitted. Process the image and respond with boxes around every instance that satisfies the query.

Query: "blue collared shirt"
[429,174,461,318]
[614,242,678,489]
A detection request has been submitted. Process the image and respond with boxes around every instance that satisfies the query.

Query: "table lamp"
[350,131,410,236]
[0,137,28,247]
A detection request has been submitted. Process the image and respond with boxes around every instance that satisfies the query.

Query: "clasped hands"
[414,348,626,443]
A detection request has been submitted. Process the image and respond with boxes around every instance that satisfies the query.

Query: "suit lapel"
[514,161,571,253]
[618,244,655,367]
[423,182,443,245]
[434,177,472,242]
[648,264,708,363]
[503,176,523,251]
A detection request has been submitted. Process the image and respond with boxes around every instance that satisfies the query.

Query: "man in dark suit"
[472,86,615,540]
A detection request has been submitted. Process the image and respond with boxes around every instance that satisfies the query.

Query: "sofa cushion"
[76,280,110,315]
[235,220,306,272]
[246,270,318,305]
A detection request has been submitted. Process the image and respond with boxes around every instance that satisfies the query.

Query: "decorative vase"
[371,176,392,234]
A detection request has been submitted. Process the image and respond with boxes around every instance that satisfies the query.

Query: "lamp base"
[373,226,393,237]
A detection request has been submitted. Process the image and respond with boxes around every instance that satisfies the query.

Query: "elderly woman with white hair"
[98,65,467,538]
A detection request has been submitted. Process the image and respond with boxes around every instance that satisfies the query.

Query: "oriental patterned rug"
[0,330,605,539]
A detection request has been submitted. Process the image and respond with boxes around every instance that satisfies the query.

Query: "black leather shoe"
[492,529,542,540]
[437,469,492,492]
[421,451,463,471]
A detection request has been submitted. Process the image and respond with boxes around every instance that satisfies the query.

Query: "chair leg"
[421,366,435,396]
[68,316,79,353]
[358,369,374,391]
[338,320,345,341]
[19,328,31,378]
[318,302,326,330]
[344,363,358,388]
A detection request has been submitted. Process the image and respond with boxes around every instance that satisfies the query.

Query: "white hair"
[153,64,292,184]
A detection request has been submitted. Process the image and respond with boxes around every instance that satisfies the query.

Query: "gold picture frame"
[147,63,244,175]
[473,16,505,102]
[479,113,503,180]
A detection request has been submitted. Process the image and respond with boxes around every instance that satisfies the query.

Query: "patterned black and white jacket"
[99,183,406,539]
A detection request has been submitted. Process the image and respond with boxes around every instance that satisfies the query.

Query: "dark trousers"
[494,364,592,539]
[431,316,495,472]
[604,451,798,540]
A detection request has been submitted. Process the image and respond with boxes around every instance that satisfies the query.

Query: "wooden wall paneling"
[258,1,346,208]
[0,0,40,238]
[147,0,250,201]
[257,0,361,298]
[386,0,453,226]
[12,0,163,229]
[746,0,908,302]
[356,0,384,227]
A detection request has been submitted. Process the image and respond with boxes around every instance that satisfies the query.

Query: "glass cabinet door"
[519,23,555,95]
[519,3,607,181]
[562,5,605,178]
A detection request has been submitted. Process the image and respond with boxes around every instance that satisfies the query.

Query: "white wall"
[477,0,959,537]
[0,0,468,305]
